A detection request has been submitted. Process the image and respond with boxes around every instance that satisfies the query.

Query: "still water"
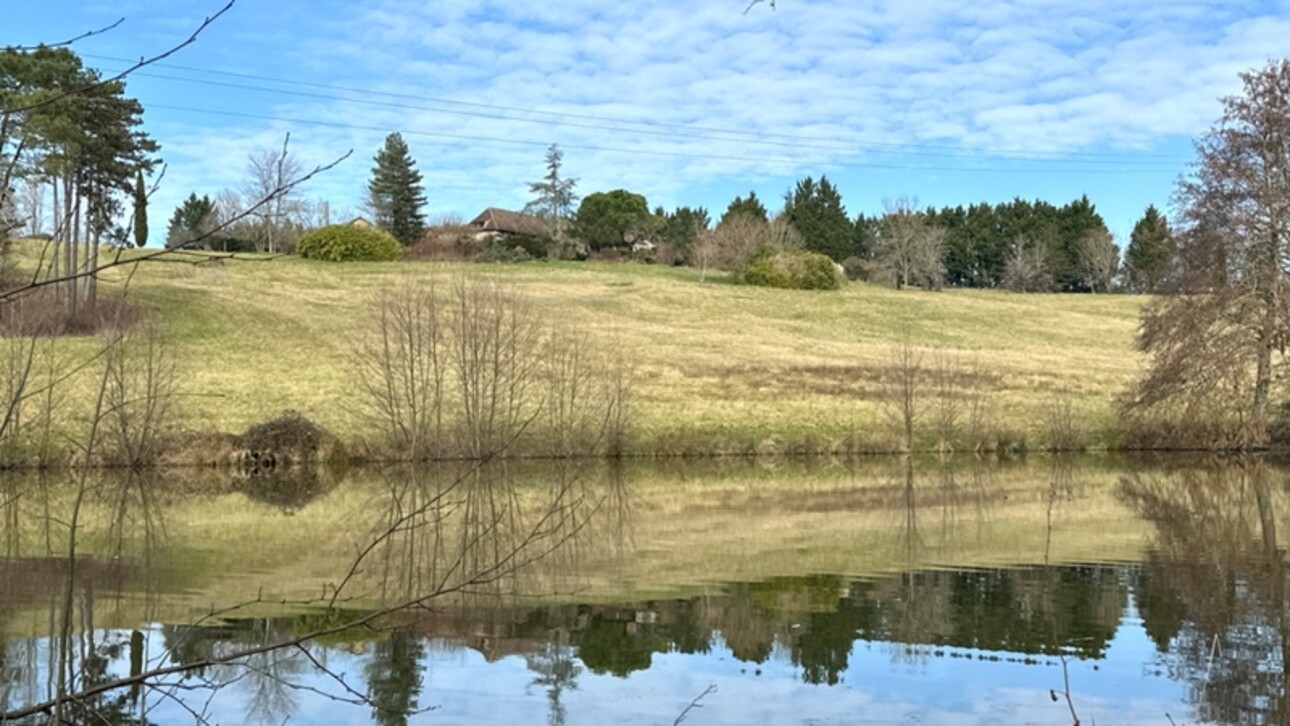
[0,456,1284,724]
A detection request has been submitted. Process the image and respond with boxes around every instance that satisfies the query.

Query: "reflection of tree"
[574,613,660,677]
[364,462,610,608]
[525,628,579,726]
[791,580,872,685]
[366,629,425,726]
[1135,560,1188,653]
[241,645,303,726]
[1118,461,1290,724]
[719,584,778,664]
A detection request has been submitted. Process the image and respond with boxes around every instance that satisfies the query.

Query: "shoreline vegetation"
[0,240,1191,470]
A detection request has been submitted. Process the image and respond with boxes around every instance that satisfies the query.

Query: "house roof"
[468,208,547,238]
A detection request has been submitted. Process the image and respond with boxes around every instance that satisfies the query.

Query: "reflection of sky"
[11,610,1196,726]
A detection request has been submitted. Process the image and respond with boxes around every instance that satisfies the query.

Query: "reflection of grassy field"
[0,457,1163,635]
[11,242,1145,452]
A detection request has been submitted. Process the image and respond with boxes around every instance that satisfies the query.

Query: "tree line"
[1,45,157,321]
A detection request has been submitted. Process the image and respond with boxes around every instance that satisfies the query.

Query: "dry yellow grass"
[9,244,1148,452]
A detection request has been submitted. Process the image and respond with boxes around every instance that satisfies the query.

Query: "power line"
[85,52,1192,166]
[146,102,1177,175]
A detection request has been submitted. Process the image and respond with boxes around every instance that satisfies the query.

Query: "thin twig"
[674,684,717,725]
[9,18,126,51]
[3,2,237,115]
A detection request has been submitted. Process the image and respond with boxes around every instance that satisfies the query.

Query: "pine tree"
[523,143,578,238]
[367,132,426,245]
[783,176,852,261]
[719,191,768,226]
[1125,205,1173,292]
[132,169,148,248]
[165,193,215,249]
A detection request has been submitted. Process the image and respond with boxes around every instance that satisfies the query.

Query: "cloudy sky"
[9,0,1290,239]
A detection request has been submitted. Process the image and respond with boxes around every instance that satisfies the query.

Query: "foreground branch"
[3,1,237,115]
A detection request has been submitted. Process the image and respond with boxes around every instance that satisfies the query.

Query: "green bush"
[474,238,533,263]
[740,246,842,290]
[296,225,403,262]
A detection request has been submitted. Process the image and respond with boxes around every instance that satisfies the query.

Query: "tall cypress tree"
[132,170,148,248]
[367,132,426,245]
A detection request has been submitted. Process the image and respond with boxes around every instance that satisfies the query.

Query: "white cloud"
[107,0,1290,229]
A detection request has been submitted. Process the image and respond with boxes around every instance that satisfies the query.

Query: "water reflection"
[1,456,1287,723]
[1120,459,1290,724]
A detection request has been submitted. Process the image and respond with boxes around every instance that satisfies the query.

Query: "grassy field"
[10,243,1148,454]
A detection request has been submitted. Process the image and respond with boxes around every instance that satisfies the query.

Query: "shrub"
[474,238,533,263]
[840,256,867,281]
[235,410,346,466]
[296,224,402,262]
[740,246,842,290]
[840,256,897,287]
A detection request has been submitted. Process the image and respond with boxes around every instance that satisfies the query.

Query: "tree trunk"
[1253,230,1283,441]
[50,179,60,293]
[68,191,79,320]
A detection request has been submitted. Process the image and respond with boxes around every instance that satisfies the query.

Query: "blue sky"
[9,0,1290,240]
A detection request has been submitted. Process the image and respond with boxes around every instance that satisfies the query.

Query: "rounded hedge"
[741,246,843,290]
[296,225,403,262]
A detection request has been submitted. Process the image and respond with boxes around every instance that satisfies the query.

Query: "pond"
[0,455,1283,724]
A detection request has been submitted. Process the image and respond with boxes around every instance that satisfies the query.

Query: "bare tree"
[693,212,802,281]
[1078,228,1119,293]
[1002,236,1052,292]
[1125,59,1290,444]
[875,200,946,290]
[244,135,305,253]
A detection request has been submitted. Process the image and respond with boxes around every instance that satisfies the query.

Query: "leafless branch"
[3,1,237,115]
[674,684,717,725]
[9,17,126,51]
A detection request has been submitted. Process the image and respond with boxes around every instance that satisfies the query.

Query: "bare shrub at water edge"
[882,338,924,451]
[1045,392,1080,452]
[450,276,546,459]
[1,312,73,468]
[100,321,179,467]
[963,356,997,452]
[353,281,448,460]
[602,335,635,457]
[930,351,963,452]
[544,325,635,457]
[353,276,635,460]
